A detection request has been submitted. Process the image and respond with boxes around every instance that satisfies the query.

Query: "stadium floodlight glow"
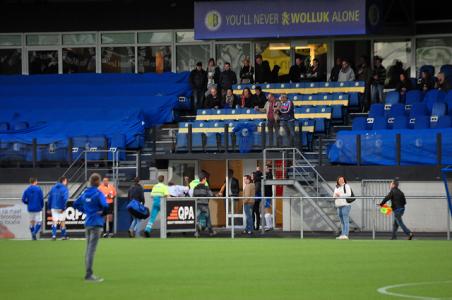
[441,166,452,218]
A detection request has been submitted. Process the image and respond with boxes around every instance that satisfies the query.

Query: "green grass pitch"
[1,238,451,300]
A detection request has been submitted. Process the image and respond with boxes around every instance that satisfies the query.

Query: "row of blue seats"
[233,81,365,91]
[352,115,452,131]
[369,102,452,119]
[385,89,452,106]
[0,134,140,162]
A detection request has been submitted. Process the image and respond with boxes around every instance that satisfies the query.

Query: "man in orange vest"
[98,177,117,237]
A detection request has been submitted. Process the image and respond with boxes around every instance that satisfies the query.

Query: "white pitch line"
[377,281,452,300]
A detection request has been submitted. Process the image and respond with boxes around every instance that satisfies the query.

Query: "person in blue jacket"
[48,177,69,240]
[22,177,44,240]
[74,173,109,282]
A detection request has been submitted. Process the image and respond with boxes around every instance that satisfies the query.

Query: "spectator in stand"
[127,177,145,238]
[436,72,451,92]
[338,58,355,82]
[240,58,254,84]
[222,88,238,108]
[270,64,281,83]
[240,87,254,108]
[308,58,325,82]
[205,86,222,109]
[255,54,271,84]
[256,93,280,147]
[263,164,273,231]
[252,86,266,108]
[252,167,263,231]
[206,58,220,96]
[276,94,295,147]
[219,62,237,96]
[418,69,435,92]
[289,56,307,83]
[329,57,342,82]
[370,56,386,104]
[396,71,413,99]
[387,60,405,89]
[356,55,372,111]
[189,62,207,110]
[242,175,255,235]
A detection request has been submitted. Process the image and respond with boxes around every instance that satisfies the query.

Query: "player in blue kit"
[22,177,44,240]
[48,177,69,240]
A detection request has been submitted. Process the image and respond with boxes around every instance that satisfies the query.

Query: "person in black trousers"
[378,180,414,240]
[252,167,263,231]
[128,177,145,237]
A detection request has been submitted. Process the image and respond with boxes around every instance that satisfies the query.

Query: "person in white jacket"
[333,176,352,240]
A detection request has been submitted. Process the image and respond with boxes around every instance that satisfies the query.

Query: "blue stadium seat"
[12,121,29,131]
[288,94,301,101]
[0,122,9,131]
[109,133,126,160]
[392,116,409,129]
[387,103,406,118]
[405,90,423,109]
[331,105,343,119]
[369,103,385,118]
[412,116,430,129]
[348,93,359,106]
[385,91,400,105]
[352,117,367,131]
[431,102,447,117]
[409,102,428,118]
[371,116,388,130]
[72,136,89,160]
[430,116,451,129]
[423,89,447,113]
[39,142,68,162]
[440,64,452,83]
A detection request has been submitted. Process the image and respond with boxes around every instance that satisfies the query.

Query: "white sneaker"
[342,235,349,240]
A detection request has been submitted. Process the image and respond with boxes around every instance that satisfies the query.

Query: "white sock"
[265,213,273,228]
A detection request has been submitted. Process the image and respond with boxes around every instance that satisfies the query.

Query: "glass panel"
[416,37,452,76]
[28,50,59,74]
[176,31,195,43]
[0,35,22,46]
[63,48,96,73]
[137,46,171,73]
[0,49,22,75]
[26,34,59,46]
[255,42,290,82]
[101,33,135,44]
[101,47,135,73]
[374,40,411,87]
[62,33,96,45]
[215,43,251,79]
[176,44,210,72]
[138,32,172,44]
[168,161,196,186]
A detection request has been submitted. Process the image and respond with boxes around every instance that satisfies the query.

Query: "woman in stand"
[333,176,352,240]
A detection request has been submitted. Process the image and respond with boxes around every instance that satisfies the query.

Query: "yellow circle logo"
[205,10,222,31]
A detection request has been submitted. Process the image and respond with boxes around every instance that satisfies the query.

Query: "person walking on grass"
[22,177,44,240]
[127,177,145,238]
[48,176,69,240]
[144,175,169,237]
[379,180,414,240]
[333,176,352,240]
[74,173,109,282]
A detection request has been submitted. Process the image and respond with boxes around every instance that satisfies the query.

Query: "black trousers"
[252,199,261,230]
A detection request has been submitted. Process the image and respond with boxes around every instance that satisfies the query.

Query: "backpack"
[127,199,150,219]
[343,185,355,203]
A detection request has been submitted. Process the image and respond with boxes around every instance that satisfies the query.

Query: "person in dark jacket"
[329,57,342,82]
[436,72,451,92]
[255,54,271,84]
[127,177,145,238]
[252,86,266,108]
[205,86,222,109]
[289,57,307,83]
[371,56,386,104]
[189,62,207,109]
[252,167,263,230]
[222,88,238,108]
[276,94,296,147]
[193,172,215,236]
[22,177,44,240]
[240,58,254,84]
[263,164,274,231]
[73,173,109,282]
[240,88,254,108]
[217,169,240,198]
[379,180,414,240]
[308,58,325,82]
[356,55,372,111]
[396,71,413,99]
[387,60,405,89]
[219,62,237,95]
[418,69,435,92]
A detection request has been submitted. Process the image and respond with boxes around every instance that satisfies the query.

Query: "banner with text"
[44,200,86,231]
[166,199,197,232]
[0,200,30,239]
[195,0,370,39]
